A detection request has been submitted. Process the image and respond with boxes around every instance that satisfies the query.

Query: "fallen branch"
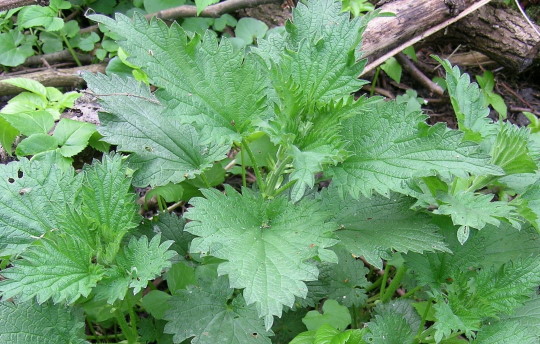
[81,0,281,33]
[0,64,105,95]
[395,53,444,96]
[361,0,493,75]
[24,50,94,67]
[0,0,47,11]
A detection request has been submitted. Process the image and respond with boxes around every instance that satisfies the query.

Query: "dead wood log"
[441,4,540,72]
[362,0,540,74]
[24,50,94,67]
[0,0,47,11]
[0,64,105,95]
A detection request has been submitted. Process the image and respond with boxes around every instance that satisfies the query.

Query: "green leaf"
[17,5,63,31]
[144,0,186,13]
[0,155,80,256]
[145,213,194,257]
[490,122,537,175]
[329,100,503,197]
[81,153,139,264]
[302,299,351,331]
[164,267,273,343]
[53,118,96,157]
[322,187,449,269]
[0,31,35,67]
[434,56,493,142]
[291,324,367,344]
[87,12,270,142]
[380,57,402,83]
[83,73,229,187]
[473,295,540,343]
[434,191,518,243]
[0,117,19,155]
[364,300,420,344]
[0,78,47,97]
[0,231,104,304]
[185,186,338,328]
[433,257,540,342]
[213,14,238,31]
[195,0,219,15]
[306,244,369,307]
[95,235,175,304]
[165,261,196,294]
[235,18,268,45]
[257,0,369,109]
[0,110,55,136]
[0,301,88,344]
[15,133,58,156]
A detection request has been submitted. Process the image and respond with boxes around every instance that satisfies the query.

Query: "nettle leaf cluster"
[1,0,540,343]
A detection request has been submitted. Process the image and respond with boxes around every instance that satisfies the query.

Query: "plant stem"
[272,179,296,197]
[370,67,381,96]
[365,275,383,292]
[240,147,247,188]
[381,264,406,302]
[401,285,421,299]
[61,34,82,66]
[415,300,432,342]
[350,305,358,329]
[242,139,265,191]
[114,309,137,344]
[201,172,211,188]
[379,263,390,299]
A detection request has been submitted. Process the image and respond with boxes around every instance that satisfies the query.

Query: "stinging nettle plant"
[1,0,540,343]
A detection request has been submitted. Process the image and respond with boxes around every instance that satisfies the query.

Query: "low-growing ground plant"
[1,0,540,343]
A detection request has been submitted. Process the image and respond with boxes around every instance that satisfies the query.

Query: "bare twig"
[0,0,48,11]
[81,90,161,105]
[81,0,281,33]
[514,0,540,37]
[395,52,444,96]
[361,0,493,75]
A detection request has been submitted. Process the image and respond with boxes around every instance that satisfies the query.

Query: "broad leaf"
[434,56,494,142]
[306,244,369,307]
[81,153,139,264]
[185,186,338,328]
[364,300,420,344]
[1,110,55,136]
[53,118,96,157]
[302,299,351,331]
[0,232,104,304]
[0,31,35,67]
[322,187,450,269]
[0,155,80,256]
[473,295,540,343]
[0,301,88,344]
[94,235,175,303]
[83,73,229,187]
[329,101,502,198]
[164,267,272,344]
[87,12,270,142]
[433,256,540,341]
[434,191,518,243]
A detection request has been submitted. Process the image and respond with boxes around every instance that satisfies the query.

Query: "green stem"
[242,139,265,191]
[272,179,297,197]
[61,34,82,66]
[381,264,407,302]
[114,310,137,344]
[415,300,432,341]
[240,147,247,188]
[370,67,381,97]
[86,333,125,340]
[264,155,292,198]
[200,172,211,188]
[365,275,383,292]
[401,285,422,299]
[351,305,358,329]
[379,264,390,300]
